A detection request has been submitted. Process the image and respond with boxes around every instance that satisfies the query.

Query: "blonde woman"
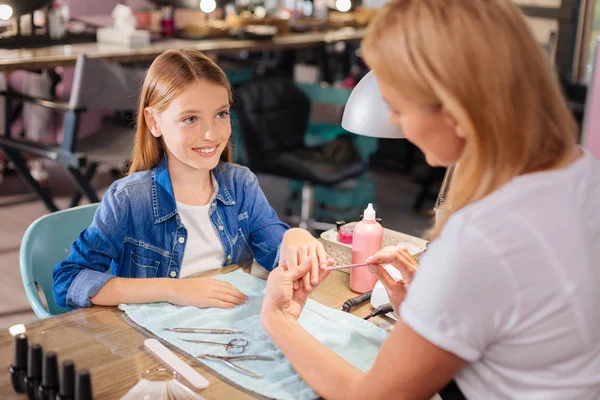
[260,0,600,398]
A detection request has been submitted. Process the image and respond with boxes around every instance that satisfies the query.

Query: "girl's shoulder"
[214,162,257,188]
[112,170,153,195]
[215,162,254,179]
[104,170,154,207]
[213,162,261,203]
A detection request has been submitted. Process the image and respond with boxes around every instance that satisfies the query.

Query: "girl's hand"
[365,247,419,313]
[279,228,335,292]
[168,277,248,308]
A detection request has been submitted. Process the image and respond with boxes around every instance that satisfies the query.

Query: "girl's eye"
[217,111,230,119]
[183,116,197,124]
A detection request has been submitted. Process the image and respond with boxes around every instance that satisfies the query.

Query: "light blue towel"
[119,270,388,400]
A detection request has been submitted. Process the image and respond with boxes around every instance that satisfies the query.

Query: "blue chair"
[20,203,99,318]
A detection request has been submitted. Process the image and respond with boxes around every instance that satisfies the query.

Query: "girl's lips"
[192,145,217,156]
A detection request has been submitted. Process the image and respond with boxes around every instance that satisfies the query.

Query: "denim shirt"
[52,158,289,310]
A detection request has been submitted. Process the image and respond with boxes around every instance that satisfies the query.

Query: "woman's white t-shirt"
[401,149,600,399]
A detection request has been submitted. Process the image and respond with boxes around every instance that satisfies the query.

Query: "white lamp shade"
[341,70,404,139]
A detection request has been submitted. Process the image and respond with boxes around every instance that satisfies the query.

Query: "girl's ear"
[144,108,162,138]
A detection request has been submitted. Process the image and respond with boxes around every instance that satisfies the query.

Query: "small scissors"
[181,338,248,354]
[196,354,275,378]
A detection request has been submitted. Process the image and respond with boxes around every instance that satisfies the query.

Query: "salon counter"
[0,29,366,73]
[0,263,391,399]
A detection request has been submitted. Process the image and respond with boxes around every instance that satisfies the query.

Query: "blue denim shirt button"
[169,271,177,278]
[178,237,185,244]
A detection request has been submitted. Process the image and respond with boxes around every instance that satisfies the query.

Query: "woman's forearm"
[91,277,177,306]
[262,311,366,400]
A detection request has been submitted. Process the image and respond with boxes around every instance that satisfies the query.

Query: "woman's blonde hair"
[128,49,232,174]
[362,0,577,238]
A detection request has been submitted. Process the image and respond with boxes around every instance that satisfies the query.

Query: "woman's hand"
[168,277,248,308]
[279,228,335,292]
[365,247,419,313]
[262,258,331,322]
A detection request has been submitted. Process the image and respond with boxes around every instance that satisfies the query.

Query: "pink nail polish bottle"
[350,203,383,293]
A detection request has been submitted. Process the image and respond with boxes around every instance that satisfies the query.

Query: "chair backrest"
[234,76,311,170]
[69,54,144,111]
[20,203,99,318]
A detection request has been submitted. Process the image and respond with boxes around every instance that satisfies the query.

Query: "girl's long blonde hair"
[362,0,577,238]
[128,49,232,174]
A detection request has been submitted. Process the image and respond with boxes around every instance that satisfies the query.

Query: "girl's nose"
[203,121,218,141]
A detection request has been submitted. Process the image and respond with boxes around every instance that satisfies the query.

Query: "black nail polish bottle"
[75,370,92,400]
[9,333,28,393]
[39,351,59,400]
[25,343,42,400]
[57,360,75,400]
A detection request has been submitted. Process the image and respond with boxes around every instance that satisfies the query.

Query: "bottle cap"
[60,360,75,397]
[14,334,28,369]
[27,344,42,379]
[75,370,92,400]
[363,203,376,221]
[42,351,59,388]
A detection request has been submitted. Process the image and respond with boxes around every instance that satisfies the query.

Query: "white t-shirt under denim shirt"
[401,149,600,399]
[176,200,225,278]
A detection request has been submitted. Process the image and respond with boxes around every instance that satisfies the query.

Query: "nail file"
[144,339,210,389]
[327,263,371,271]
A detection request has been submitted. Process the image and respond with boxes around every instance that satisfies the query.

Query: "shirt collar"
[151,158,235,224]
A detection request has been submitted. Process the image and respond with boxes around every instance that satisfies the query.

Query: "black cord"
[341,291,372,313]
[364,303,394,320]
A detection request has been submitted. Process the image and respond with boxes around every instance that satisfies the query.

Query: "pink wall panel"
[68,0,120,17]
[583,41,600,160]
[69,0,154,17]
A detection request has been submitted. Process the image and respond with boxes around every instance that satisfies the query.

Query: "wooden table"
[0,29,366,72]
[0,265,392,399]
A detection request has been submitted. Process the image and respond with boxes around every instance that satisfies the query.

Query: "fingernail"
[312,278,318,285]
[365,256,373,262]
[368,265,376,273]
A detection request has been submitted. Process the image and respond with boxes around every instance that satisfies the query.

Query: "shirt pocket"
[232,227,253,262]
[234,214,253,257]
[129,251,160,278]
